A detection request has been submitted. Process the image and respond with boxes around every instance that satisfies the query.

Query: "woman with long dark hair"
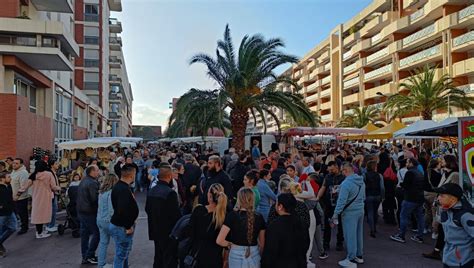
[190,183,228,268]
[261,193,309,268]
[364,160,385,237]
[216,188,266,268]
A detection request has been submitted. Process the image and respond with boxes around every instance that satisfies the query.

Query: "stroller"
[58,182,80,238]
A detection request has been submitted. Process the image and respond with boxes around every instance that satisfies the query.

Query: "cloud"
[132,104,172,126]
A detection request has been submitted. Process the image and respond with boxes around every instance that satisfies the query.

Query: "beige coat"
[30,171,60,224]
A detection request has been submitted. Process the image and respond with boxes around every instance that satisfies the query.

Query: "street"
[1,192,440,268]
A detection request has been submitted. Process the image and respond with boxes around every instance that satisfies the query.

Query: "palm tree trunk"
[421,110,432,120]
[230,109,249,152]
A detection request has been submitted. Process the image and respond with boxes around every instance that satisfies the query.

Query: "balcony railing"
[343,51,352,61]
[371,33,382,44]
[458,84,474,94]
[399,45,440,67]
[344,62,357,73]
[459,4,474,21]
[410,8,424,22]
[365,64,392,80]
[453,31,474,47]
[0,34,37,46]
[402,23,435,47]
[320,88,331,97]
[343,109,355,115]
[324,62,331,71]
[366,47,389,64]
[368,103,384,110]
[344,77,359,88]
[321,75,331,85]
[321,114,331,121]
[306,94,318,103]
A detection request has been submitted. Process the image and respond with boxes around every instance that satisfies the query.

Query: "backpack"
[169,214,192,260]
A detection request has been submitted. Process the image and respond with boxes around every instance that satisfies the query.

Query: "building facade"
[256,0,474,131]
[0,0,133,162]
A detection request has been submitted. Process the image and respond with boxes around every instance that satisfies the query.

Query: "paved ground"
[1,192,441,268]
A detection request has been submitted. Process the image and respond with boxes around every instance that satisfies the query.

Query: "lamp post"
[447,94,451,118]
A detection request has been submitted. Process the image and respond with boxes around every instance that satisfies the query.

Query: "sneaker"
[87,257,98,264]
[319,252,329,260]
[36,231,51,239]
[422,249,441,260]
[410,235,423,244]
[352,256,364,264]
[411,228,418,232]
[17,229,28,235]
[390,234,406,243]
[46,226,58,233]
[336,244,344,251]
[431,232,438,240]
[338,258,357,267]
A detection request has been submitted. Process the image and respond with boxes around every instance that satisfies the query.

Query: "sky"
[113,0,372,128]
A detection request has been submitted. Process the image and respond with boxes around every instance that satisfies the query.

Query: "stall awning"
[406,117,458,137]
[58,138,120,150]
[285,127,367,137]
[393,120,439,139]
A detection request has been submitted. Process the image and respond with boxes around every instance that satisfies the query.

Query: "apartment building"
[260,0,474,130]
[0,0,79,162]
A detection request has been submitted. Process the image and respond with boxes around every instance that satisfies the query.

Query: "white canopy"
[393,120,439,139]
[58,138,120,150]
[92,137,141,146]
[173,136,225,143]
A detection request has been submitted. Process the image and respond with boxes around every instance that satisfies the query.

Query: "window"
[29,87,36,113]
[84,4,99,22]
[84,26,99,45]
[84,49,99,67]
[55,92,73,143]
[84,72,99,90]
[14,77,36,113]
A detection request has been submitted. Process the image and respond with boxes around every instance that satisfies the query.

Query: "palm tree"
[190,25,316,151]
[167,89,230,138]
[337,106,384,128]
[384,65,474,120]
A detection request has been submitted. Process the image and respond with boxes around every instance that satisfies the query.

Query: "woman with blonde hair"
[189,183,228,268]
[97,174,119,268]
[217,188,266,268]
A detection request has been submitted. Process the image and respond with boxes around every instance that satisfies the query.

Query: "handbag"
[383,167,397,181]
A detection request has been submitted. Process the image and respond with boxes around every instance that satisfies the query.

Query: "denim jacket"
[97,190,114,224]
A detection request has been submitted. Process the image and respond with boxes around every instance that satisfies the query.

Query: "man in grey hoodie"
[331,162,366,267]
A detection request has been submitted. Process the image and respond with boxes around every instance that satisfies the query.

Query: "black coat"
[183,162,202,198]
[271,167,286,187]
[229,162,249,194]
[145,180,181,242]
[198,170,234,209]
[401,167,425,203]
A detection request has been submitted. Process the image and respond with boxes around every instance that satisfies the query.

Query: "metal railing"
[365,64,392,80]
[459,4,474,21]
[410,8,424,22]
[343,110,355,115]
[402,23,435,47]
[0,35,36,46]
[368,103,384,110]
[399,45,440,67]
[453,31,474,47]
[458,84,474,93]
[366,47,389,64]
[320,88,331,97]
[321,114,331,121]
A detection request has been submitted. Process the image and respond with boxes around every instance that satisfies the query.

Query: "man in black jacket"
[182,154,201,214]
[198,155,234,206]
[270,158,287,187]
[146,164,181,268]
[390,158,425,244]
[76,165,100,264]
[229,153,250,194]
[110,164,139,267]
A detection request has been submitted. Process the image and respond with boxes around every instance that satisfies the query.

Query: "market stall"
[393,120,439,139]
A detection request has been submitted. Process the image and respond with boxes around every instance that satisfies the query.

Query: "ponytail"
[208,183,227,229]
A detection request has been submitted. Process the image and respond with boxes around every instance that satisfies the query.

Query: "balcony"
[458,84,474,94]
[109,75,122,84]
[343,93,359,105]
[294,69,303,79]
[108,0,122,12]
[318,50,329,62]
[321,102,331,111]
[109,111,122,120]
[402,23,436,48]
[368,102,384,111]
[343,50,352,61]
[306,82,318,93]
[297,76,305,86]
[307,60,316,71]
[109,92,123,103]
[360,12,394,39]
[343,62,358,74]
[458,4,474,22]
[343,76,359,89]
[321,75,331,86]
[364,64,392,82]
[366,46,389,65]
[306,94,318,103]
[30,0,73,13]
[344,31,360,47]
[452,58,474,77]
[320,88,331,97]
[409,8,424,23]
[109,56,122,68]
[364,83,396,99]
[452,31,474,52]
[110,37,122,50]
[343,109,355,116]
[109,18,122,33]
[321,114,332,121]
[399,44,441,69]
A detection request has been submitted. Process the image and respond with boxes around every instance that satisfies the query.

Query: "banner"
[460,118,474,187]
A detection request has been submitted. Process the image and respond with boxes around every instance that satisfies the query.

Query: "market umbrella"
[366,120,406,139]
[342,123,380,140]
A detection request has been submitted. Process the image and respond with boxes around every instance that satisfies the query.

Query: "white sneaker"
[36,231,51,239]
[353,257,364,264]
[338,259,357,267]
[46,226,58,233]
[432,232,438,240]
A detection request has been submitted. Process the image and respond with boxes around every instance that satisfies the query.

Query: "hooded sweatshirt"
[333,173,366,216]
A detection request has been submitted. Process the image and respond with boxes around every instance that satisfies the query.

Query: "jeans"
[399,200,425,238]
[78,213,100,260]
[97,221,112,267]
[48,196,58,228]
[365,195,382,232]
[310,203,325,257]
[341,211,364,261]
[0,213,17,245]
[15,198,29,231]
[323,205,344,248]
[229,245,260,268]
[110,223,134,268]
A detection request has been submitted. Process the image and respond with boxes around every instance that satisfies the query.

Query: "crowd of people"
[0,140,473,268]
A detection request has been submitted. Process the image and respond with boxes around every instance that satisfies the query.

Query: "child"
[0,172,17,257]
